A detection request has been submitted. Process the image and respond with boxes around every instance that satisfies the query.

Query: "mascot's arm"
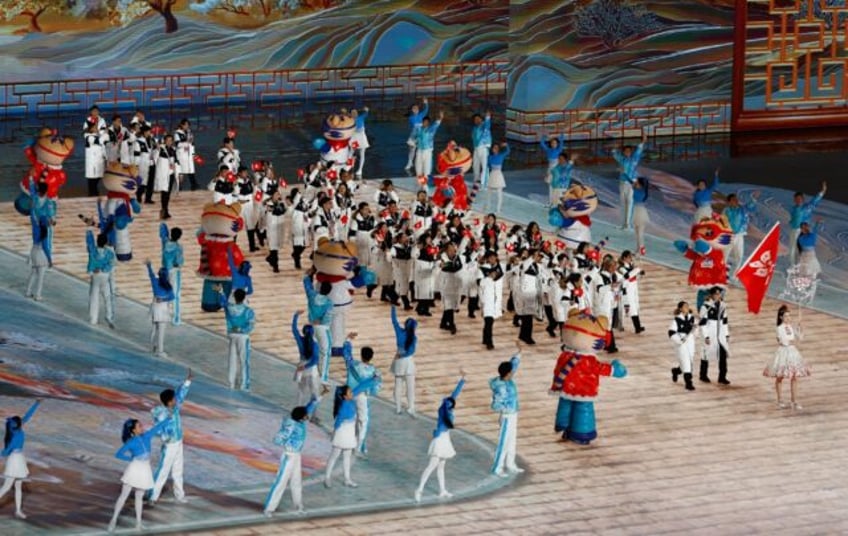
[549,352,572,393]
[131,199,141,215]
[350,265,376,288]
[115,205,132,230]
[611,359,627,378]
[593,357,614,378]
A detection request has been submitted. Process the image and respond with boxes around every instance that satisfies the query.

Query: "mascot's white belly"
[557,220,591,246]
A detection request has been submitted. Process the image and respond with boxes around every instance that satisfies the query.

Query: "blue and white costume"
[26,184,54,301]
[692,171,720,223]
[612,142,645,229]
[86,229,116,327]
[389,306,418,415]
[160,223,184,325]
[220,292,255,390]
[490,355,522,475]
[414,119,441,178]
[486,144,510,213]
[147,263,175,357]
[1,401,40,519]
[540,134,564,183]
[415,378,465,502]
[722,194,757,272]
[342,339,382,454]
[352,109,369,177]
[303,275,334,382]
[471,113,492,187]
[324,377,378,488]
[550,157,574,205]
[263,397,321,516]
[405,101,429,171]
[292,312,321,406]
[632,178,650,254]
[797,222,823,278]
[789,190,824,265]
[149,379,191,503]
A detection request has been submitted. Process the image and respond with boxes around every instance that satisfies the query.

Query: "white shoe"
[792,403,803,410]
[107,521,117,533]
[508,466,525,474]
[323,478,331,489]
[438,490,453,499]
[263,509,273,518]
[33,296,42,302]
[174,496,189,504]
[344,480,358,488]
[778,402,790,409]
[414,489,422,503]
[135,522,145,531]
[494,470,508,478]
[407,410,417,419]
[396,408,403,415]
[295,506,306,515]
[355,450,368,459]
[14,510,27,519]
[155,352,169,359]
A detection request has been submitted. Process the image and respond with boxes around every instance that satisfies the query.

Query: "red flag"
[735,222,780,314]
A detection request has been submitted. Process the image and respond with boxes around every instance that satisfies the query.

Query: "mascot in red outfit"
[15,128,75,215]
[430,142,472,212]
[674,213,733,310]
[198,201,245,312]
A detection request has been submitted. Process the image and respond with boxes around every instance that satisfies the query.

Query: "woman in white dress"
[763,305,810,409]
[324,378,378,489]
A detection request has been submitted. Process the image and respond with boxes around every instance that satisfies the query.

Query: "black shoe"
[636,327,646,334]
[450,325,457,335]
[718,378,730,385]
[671,367,681,383]
[684,373,695,391]
[486,344,494,350]
[546,327,556,338]
[699,360,711,383]
[520,337,536,345]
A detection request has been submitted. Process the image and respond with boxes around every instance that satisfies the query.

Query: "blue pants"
[555,398,597,444]
[201,279,231,312]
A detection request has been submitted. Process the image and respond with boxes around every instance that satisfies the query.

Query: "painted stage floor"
[1,179,848,535]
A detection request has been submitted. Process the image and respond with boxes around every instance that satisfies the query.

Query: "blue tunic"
[433,379,465,438]
[2,401,40,456]
[292,312,319,369]
[115,418,172,462]
[489,356,520,413]
[150,380,190,443]
[273,397,319,453]
[392,306,417,358]
[612,143,645,183]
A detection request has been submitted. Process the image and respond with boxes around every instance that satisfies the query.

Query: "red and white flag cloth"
[735,222,780,314]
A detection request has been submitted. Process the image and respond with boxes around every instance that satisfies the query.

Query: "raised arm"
[144,417,173,440]
[502,143,510,157]
[22,400,41,424]
[146,262,157,287]
[114,441,135,461]
[159,222,169,248]
[450,378,466,400]
[391,305,401,332]
[292,312,305,356]
[303,274,316,302]
[227,246,237,275]
[305,395,321,416]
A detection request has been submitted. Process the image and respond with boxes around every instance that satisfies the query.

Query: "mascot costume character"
[197,201,245,312]
[98,162,142,262]
[14,128,75,215]
[550,309,627,445]
[548,183,598,247]
[312,237,375,356]
[430,141,472,211]
[314,112,356,176]
[673,213,733,309]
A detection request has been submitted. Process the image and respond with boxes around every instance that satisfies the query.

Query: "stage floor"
[1,176,848,535]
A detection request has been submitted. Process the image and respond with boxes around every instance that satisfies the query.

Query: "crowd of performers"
[4,101,824,529]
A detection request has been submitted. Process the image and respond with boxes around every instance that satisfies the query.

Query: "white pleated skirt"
[150,301,171,322]
[487,169,505,190]
[427,432,456,459]
[3,451,29,479]
[332,420,357,450]
[121,459,154,490]
[391,356,415,377]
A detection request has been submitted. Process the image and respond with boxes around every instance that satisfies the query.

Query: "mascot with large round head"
[673,213,733,310]
[315,112,356,174]
[430,141,472,211]
[197,201,245,312]
[98,162,142,262]
[550,309,627,445]
[14,128,75,215]
[548,183,598,247]
[312,237,374,356]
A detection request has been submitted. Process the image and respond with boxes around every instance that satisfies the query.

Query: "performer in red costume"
[14,128,74,215]
[197,202,245,312]
[674,214,733,310]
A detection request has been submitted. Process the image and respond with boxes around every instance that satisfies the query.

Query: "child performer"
[539,133,564,205]
[414,371,466,503]
[611,132,648,230]
[692,169,720,223]
[351,106,370,178]
[632,177,650,256]
[87,230,116,328]
[108,416,172,532]
[219,288,255,391]
[471,112,492,187]
[764,305,810,409]
[490,343,524,477]
[668,301,697,391]
[145,260,175,358]
[414,111,444,178]
[148,368,192,504]
[722,191,759,275]
[324,371,379,488]
[617,250,645,334]
[292,310,322,408]
[390,305,418,416]
[342,333,382,456]
[1,399,41,519]
[160,223,184,325]
[263,394,324,517]
[486,142,510,213]
[405,98,429,174]
[550,152,575,207]
[303,269,334,383]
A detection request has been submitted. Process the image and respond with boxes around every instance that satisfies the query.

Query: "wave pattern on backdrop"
[506,0,736,138]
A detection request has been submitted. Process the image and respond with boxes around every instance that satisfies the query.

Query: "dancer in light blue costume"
[108,416,172,532]
[149,368,192,504]
[159,223,184,325]
[25,182,54,301]
[292,310,322,410]
[1,399,41,519]
[324,373,379,488]
[227,244,253,298]
[722,191,759,274]
[390,305,418,416]
[219,288,255,391]
[611,132,647,229]
[263,394,324,517]
[490,342,524,476]
[404,97,429,173]
[539,133,564,205]
[692,169,721,223]
[86,229,116,328]
[413,111,444,178]
[471,112,492,187]
[550,151,575,205]
[342,333,382,456]
[303,269,334,382]
[145,260,175,358]
[632,177,650,256]
[351,106,370,177]
[414,372,465,503]
[486,142,510,213]
[796,219,824,278]
[788,181,826,265]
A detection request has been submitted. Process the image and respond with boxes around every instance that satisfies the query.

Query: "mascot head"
[559,183,598,218]
[322,113,355,142]
[562,309,610,354]
[32,128,74,167]
[102,162,141,195]
[436,141,472,177]
[201,201,244,239]
[313,237,360,278]
[690,214,733,250]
